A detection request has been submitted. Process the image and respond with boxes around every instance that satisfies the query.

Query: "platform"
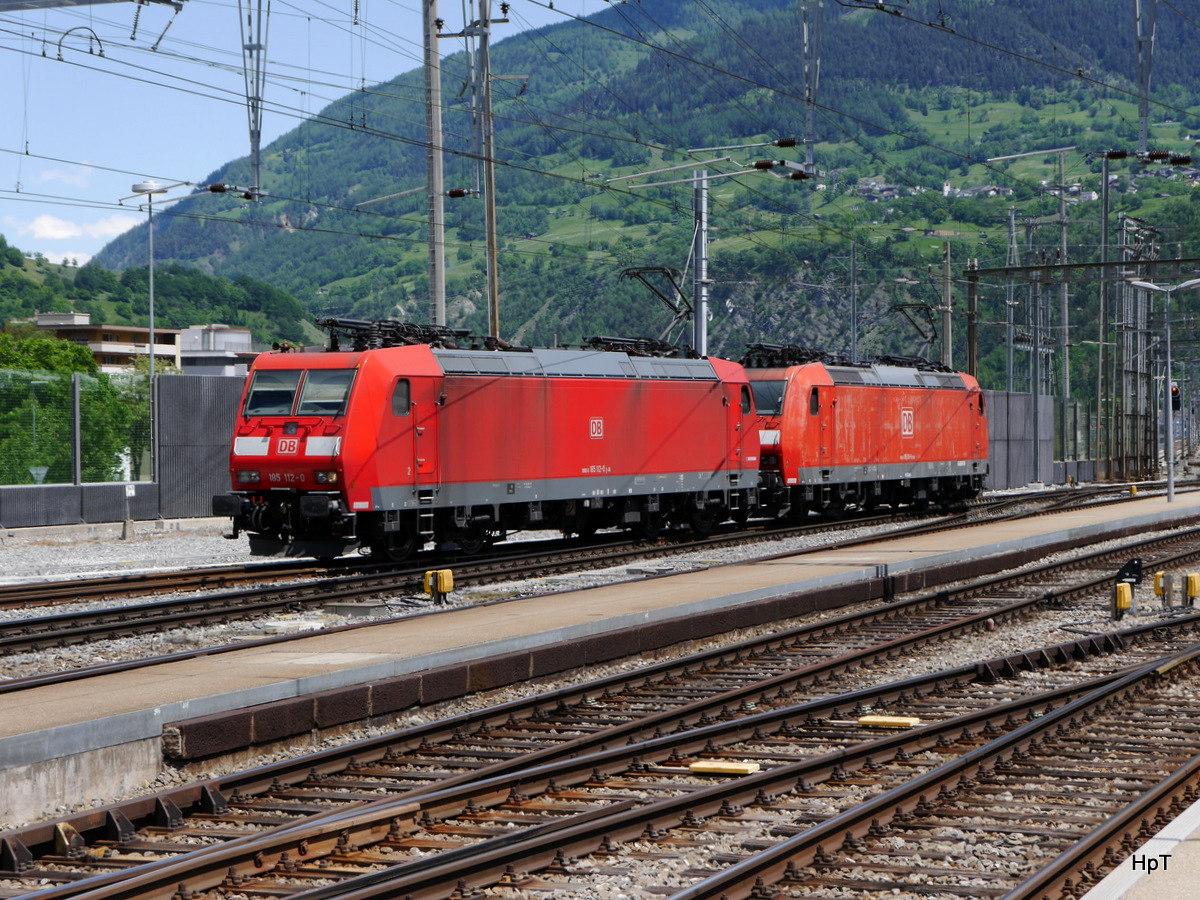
[1081,797,1200,899]
[3,489,1200,828]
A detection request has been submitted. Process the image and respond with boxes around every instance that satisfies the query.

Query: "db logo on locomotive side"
[900,408,915,437]
[590,417,604,439]
[277,437,300,454]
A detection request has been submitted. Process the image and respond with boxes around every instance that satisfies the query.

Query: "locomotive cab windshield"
[243,369,356,418]
[749,378,786,416]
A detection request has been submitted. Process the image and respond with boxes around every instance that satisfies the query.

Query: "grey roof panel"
[434,348,718,380]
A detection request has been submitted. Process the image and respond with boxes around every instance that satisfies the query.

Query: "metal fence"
[0,368,153,486]
[0,373,1098,530]
[0,373,241,528]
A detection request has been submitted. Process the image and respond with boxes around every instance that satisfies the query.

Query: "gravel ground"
[0,518,259,582]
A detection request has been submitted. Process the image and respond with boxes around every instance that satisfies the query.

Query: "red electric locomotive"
[213,321,759,560]
[744,348,988,517]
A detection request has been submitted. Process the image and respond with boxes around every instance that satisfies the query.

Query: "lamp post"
[1128,278,1200,501]
[129,181,169,481]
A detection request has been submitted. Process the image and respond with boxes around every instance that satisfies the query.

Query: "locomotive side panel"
[431,372,748,508]
[433,373,551,508]
[544,376,736,494]
[830,380,986,472]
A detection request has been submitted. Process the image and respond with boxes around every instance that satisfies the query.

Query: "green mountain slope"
[85,0,1200,398]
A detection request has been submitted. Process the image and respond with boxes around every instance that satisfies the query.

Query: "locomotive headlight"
[235,470,261,485]
[314,471,340,484]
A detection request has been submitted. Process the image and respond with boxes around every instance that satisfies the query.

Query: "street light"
[1127,278,1200,501]
[131,181,166,482]
[123,180,190,480]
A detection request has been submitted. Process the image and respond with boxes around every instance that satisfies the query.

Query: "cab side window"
[392,379,411,416]
[809,387,820,416]
[741,385,753,415]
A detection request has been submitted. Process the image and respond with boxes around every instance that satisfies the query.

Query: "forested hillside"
[0,234,308,346]
[72,0,1200,403]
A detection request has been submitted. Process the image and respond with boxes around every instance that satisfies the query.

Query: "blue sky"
[0,0,578,264]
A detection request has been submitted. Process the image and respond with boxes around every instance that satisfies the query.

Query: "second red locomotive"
[746,350,988,517]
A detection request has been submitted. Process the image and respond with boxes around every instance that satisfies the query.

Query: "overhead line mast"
[1136,0,1157,155]
[800,0,822,188]
[443,0,509,339]
[426,0,446,324]
[238,0,268,201]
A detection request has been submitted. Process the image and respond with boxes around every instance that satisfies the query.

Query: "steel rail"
[664,644,1200,900]
[14,630,1182,900]
[0,483,1136,611]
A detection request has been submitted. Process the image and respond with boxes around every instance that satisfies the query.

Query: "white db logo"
[590,417,604,439]
[900,408,914,437]
[277,437,300,454]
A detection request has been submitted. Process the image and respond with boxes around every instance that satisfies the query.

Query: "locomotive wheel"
[689,507,716,536]
[636,512,666,540]
[822,499,846,520]
[453,522,487,554]
[571,510,598,539]
[373,529,418,563]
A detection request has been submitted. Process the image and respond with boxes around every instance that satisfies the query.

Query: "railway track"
[0,486,1149,678]
[4,513,1200,897]
[3,613,1198,898]
[0,482,1139,611]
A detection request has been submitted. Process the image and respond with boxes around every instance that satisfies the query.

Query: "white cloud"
[85,214,142,239]
[38,167,93,189]
[20,213,140,241]
[25,214,82,240]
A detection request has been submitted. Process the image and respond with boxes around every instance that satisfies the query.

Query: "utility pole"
[800,0,822,190]
[1136,0,1158,154]
[941,242,952,368]
[693,170,710,357]
[1057,150,1071,459]
[238,0,267,200]
[850,241,858,363]
[449,0,508,337]
[1005,206,1018,393]
[425,0,446,324]
[480,0,500,337]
